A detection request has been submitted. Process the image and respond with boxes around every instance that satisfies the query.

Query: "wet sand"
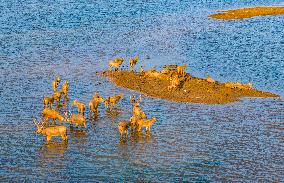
[209,6,284,20]
[99,70,279,104]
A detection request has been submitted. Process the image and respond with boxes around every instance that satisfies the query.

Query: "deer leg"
[61,134,68,141]
[46,136,52,143]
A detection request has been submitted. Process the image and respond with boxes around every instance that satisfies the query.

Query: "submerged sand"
[99,70,279,104]
[209,6,284,20]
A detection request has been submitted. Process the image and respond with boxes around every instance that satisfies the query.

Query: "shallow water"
[0,0,283,182]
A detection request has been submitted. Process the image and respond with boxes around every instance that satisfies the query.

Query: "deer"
[65,111,87,129]
[109,58,124,71]
[136,117,157,132]
[43,96,54,109]
[129,116,139,132]
[104,93,124,109]
[118,121,130,137]
[130,95,147,120]
[61,80,69,99]
[89,92,104,114]
[129,56,139,71]
[245,82,253,89]
[206,76,215,83]
[73,99,86,116]
[52,76,61,91]
[224,81,252,89]
[140,66,145,75]
[168,75,183,91]
[42,108,65,124]
[52,91,62,106]
[177,64,187,77]
[34,119,68,143]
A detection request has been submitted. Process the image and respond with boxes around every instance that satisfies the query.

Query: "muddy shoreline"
[98,70,279,104]
[209,6,284,20]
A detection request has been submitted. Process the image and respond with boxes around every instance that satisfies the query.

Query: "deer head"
[72,99,78,106]
[130,95,142,106]
[33,118,44,134]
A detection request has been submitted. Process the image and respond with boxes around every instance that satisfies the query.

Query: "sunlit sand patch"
[98,70,279,105]
[209,6,284,20]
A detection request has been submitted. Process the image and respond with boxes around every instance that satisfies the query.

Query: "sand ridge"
[99,70,279,104]
[209,6,284,20]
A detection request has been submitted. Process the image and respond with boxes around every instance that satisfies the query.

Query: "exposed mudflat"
[209,6,284,20]
[99,70,279,104]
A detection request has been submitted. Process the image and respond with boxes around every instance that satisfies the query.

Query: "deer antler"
[33,118,43,127]
[130,95,135,103]
[33,118,38,126]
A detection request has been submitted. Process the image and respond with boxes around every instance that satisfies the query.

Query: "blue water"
[0,0,283,182]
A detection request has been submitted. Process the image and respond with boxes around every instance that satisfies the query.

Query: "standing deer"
[73,99,86,116]
[109,58,124,71]
[42,108,65,124]
[130,95,147,120]
[129,56,139,71]
[43,96,54,109]
[34,119,68,143]
[168,76,182,91]
[140,66,145,75]
[118,121,130,137]
[104,93,124,109]
[177,64,187,77]
[89,92,104,115]
[129,116,138,132]
[206,76,215,83]
[136,117,157,132]
[52,91,62,106]
[65,111,87,129]
[52,76,61,91]
[61,80,69,99]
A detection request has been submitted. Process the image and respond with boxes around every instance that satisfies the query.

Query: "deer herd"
[34,56,159,144]
[34,55,253,144]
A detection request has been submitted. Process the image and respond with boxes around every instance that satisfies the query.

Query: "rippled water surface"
[0,0,283,182]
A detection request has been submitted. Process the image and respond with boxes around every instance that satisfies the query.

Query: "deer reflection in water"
[38,141,68,171]
[69,125,88,139]
[69,126,88,148]
[105,107,123,119]
[39,141,68,156]
[119,131,155,147]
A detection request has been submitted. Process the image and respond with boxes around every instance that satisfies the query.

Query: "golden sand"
[99,71,279,104]
[209,6,284,20]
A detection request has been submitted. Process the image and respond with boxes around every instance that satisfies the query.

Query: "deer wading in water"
[34,119,68,143]
[73,99,86,116]
[61,80,69,99]
[129,95,147,132]
[136,117,157,132]
[130,95,146,119]
[118,121,130,137]
[52,76,61,91]
[104,93,124,109]
[89,92,104,115]
[42,108,65,124]
[52,90,62,106]
[43,96,54,109]
[65,111,87,129]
